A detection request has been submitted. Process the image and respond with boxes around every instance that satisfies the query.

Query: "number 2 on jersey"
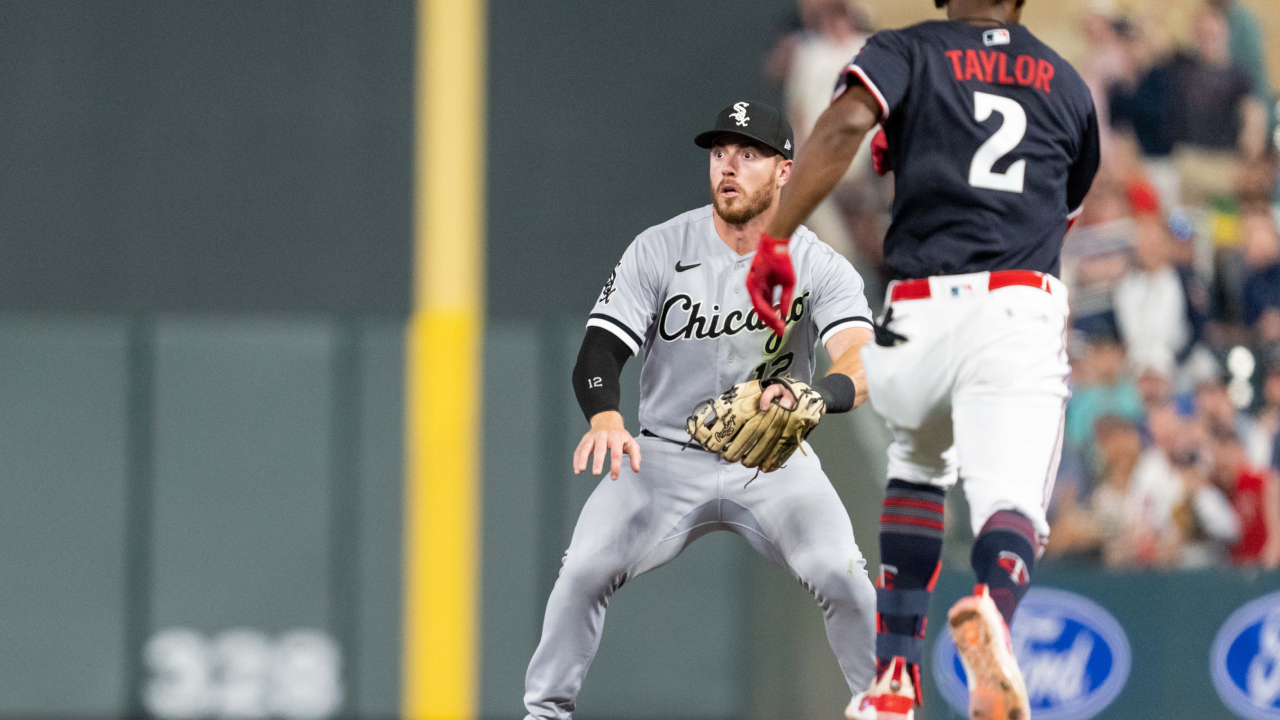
[968,91,1026,194]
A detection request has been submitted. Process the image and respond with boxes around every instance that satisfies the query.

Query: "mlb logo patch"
[984,28,1011,47]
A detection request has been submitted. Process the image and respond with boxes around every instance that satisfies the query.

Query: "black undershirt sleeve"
[572,327,633,422]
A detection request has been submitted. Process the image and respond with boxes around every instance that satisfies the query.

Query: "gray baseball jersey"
[587,204,874,440]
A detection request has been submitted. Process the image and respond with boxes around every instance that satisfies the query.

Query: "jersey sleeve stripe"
[586,314,641,355]
[834,64,889,119]
[1067,205,1084,221]
[819,316,874,344]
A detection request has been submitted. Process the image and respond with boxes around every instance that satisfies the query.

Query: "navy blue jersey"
[835,21,1100,280]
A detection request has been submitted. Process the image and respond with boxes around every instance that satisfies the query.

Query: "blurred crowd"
[1052,0,1280,571]
[767,0,1280,571]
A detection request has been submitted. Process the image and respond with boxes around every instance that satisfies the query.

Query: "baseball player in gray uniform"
[523,102,879,719]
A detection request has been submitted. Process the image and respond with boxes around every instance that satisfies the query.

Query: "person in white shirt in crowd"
[1113,197,1191,376]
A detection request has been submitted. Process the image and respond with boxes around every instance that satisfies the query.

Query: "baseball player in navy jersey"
[747,0,1101,718]
[522,102,881,719]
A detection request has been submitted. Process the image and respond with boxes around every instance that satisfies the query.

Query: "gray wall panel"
[151,320,334,631]
[0,318,129,714]
[480,325,544,716]
[0,1,413,314]
[354,322,406,718]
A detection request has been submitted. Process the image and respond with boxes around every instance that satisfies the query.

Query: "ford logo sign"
[1211,591,1280,720]
[932,587,1131,720]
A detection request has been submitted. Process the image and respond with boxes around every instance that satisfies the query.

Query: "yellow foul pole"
[405,0,486,718]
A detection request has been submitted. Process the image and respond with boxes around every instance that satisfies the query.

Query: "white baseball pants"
[860,272,1071,542]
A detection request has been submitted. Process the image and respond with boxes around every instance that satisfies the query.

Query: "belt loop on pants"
[888,270,1052,303]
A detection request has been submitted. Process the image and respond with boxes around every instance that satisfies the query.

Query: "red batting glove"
[871,128,891,176]
[747,233,795,337]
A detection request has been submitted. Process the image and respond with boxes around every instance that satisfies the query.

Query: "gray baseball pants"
[523,435,877,719]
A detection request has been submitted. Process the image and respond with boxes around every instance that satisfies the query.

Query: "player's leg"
[724,448,879,696]
[952,285,1068,623]
[856,413,958,718]
[857,298,960,716]
[523,438,717,720]
[947,284,1070,720]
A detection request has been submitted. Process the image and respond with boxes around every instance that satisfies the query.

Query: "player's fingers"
[626,437,642,472]
[781,387,797,409]
[573,433,593,474]
[759,383,784,411]
[608,435,624,480]
[591,433,608,476]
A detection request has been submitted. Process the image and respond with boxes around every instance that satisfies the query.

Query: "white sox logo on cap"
[730,102,750,127]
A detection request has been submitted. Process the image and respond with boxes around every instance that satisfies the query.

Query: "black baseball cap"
[694,101,794,160]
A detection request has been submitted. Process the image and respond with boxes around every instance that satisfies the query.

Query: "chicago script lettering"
[658,292,809,342]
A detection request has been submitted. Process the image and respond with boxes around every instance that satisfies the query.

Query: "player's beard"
[713,179,776,225]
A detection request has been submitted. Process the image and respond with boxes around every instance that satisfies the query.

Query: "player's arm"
[571,327,641,481]
[758,326,872,413]
[1240,96,1268,162]
[765,86,881,240]
[1066,110,1101,227]
[822,326,872,410]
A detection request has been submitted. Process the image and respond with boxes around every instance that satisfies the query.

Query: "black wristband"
[813,373,856,414]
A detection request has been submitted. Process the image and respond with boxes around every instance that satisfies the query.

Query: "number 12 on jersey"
[969,91,1026,194]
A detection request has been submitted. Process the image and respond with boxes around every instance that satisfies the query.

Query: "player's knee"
[558,553,628,598]
[792,549,873,605]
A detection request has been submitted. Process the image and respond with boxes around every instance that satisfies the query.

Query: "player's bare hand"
[573,410,642,481]
[759,382,798,411]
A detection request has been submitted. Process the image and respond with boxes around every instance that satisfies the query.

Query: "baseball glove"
[685,376,825,473]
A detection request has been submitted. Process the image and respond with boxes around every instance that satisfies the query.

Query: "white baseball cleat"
[947,584,1030,720]
[845,655,915,720]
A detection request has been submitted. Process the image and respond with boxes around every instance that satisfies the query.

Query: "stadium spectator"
[1113,180,1191,374]
[1108,21,1180,209]
[1168,421,1240,568]
[1248,354,1280,467]
[1089,415,1182,568]
[1169,212,1211,338]
[1077,0,1127,152]
[1197,377,1263,449]
[1241,208,1280,337]
[1065,332,1145,457]
[786,1,868,149]
[1206,0,1274,118]
[1212,430,1278,567]
[783,0,879,267]
[1167,7,1268,207]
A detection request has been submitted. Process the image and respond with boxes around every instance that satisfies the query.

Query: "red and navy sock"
[875,479,946,683]
[970,510,1038,626]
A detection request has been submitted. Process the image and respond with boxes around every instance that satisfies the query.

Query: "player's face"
[709,140,791,226]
